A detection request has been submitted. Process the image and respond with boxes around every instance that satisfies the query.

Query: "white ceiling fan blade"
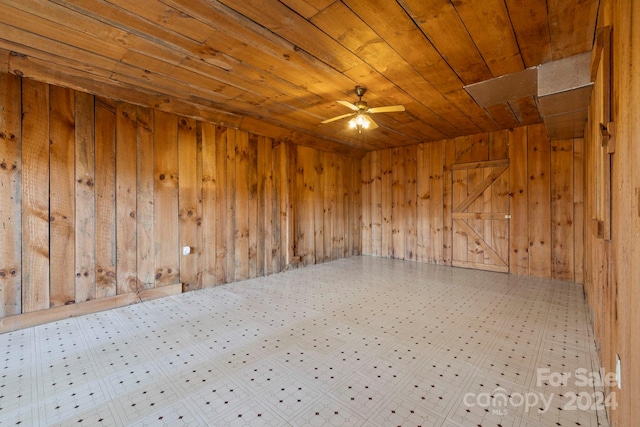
[321,112,356,124]
[365,115,379,129]
[367,105,405,113]
[336,100,359,111]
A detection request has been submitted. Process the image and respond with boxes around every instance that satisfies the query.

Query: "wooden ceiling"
[0,0,599,157]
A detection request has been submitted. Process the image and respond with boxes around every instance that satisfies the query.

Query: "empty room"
[0,0,638,426]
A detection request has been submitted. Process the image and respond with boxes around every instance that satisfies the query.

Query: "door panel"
[451,160,510,273]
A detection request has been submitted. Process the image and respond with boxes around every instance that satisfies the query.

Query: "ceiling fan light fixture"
[349,113,371,133]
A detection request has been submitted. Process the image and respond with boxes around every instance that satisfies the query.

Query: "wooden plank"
[508,126,529,275]
[154,110,180,286]
[0,283,182,333]
[200,122,217,286]
[466,166,485,264]
[452,212,509,220]
[136,106,155,290]
[215,125,228,284]
[451,260,508,274]
[74,91,96,303]
[574,137,585,283]
[416,143,429,263]
[49,85,76,307]
[504,0,552,67]
[452,168,468,264]
[430,141,445,264]
[380,149,392,258]
[351,157,362,256]
[453,165,509,213]
[489,129,509,160]
[370,150,382,257]
[313,150,324,263]
[178,116,200,290]
[391,148,405,259]
[248,133,259,278]
[285,142,297,267]
[492,163,510,266]
[404,145,417,261]
[270,141,282,273]
[455,133,489,164]
[452,0,524,76]
[195,121,203,286]
[323,152,335,261]
[94,98,117,299]
[115,102,139,294]
[257,135,268,277]
[296,145,312,264]
[451,158,510,170]
[334,156,345,260]
[551,139,574,281]
[454,219,508,268]
[527,123,552,278]
[224,128,236,281]
[0,72,22,317]
[361,153,372,256]
[235,130,250,280]
[442,140,456,265]
[21,79,49,313]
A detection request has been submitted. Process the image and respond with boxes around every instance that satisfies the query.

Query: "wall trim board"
[0,284,182,333]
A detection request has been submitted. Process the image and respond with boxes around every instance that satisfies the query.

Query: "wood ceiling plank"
[509,96,542,126]
[217,0,363,73]
[0,2,127,61]
[547,0,599,60]
[452,0,525,77]
[279,0,336,19]
[397,0,492,85]
[504,0,553,67]
[485,103,520,129]
[342,0,462,93]
[105,0,214,44]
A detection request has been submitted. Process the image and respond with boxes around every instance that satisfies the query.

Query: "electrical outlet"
[182,246,192,256]
[615,353,621,389]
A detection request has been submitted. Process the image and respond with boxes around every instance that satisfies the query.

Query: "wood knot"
[159,174,166,181]
[122,111,129,118]
[129,211,136,218]
[155,272,162,280]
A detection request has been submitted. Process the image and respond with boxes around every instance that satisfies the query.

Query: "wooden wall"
[361,124,585,281]
[0,73,360,331]
[583,0,640,425]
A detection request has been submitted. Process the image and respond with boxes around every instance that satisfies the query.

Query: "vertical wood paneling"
[257,136,268,277]
[573,137,584,284]
[312,150,324,263]
[404,145,417,261]
[49,85,75,307]
[215,125,228,284]
[335,156,345,259]
[21,79,49,313]
[286,142,297,266]
[489,129,509,160]
[391,148,405,259]
[178,116,199,290]
[200,122,217,286]
[235,130,250,281]
[361,152,372,255]
[74,91,96,303]
[221,129,238,283]
[271,141,282,273]
[551,139,574,281]
[416,143,429,263]
[0,72,22,316]
[528,123,552,278]
[136,106,155,290]
[154,110,179,287]
[116,102,138,294]
[324,152,336,261]
[430,141,444,264]
[95,98,117,299]
[248,134,259,279]
[508,127,529,275]
[370,150,382,256]
[442,141,456,265]
[352,158,362,256]
[380,149,392,258]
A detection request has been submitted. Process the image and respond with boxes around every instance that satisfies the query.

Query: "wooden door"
[451,159,510,273]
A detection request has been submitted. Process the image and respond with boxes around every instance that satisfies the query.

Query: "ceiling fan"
[321,86,405,133]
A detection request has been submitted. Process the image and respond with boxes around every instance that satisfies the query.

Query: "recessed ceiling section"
[463,52,594,140]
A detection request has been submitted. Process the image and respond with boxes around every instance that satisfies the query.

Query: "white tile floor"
[0,257,611,426]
